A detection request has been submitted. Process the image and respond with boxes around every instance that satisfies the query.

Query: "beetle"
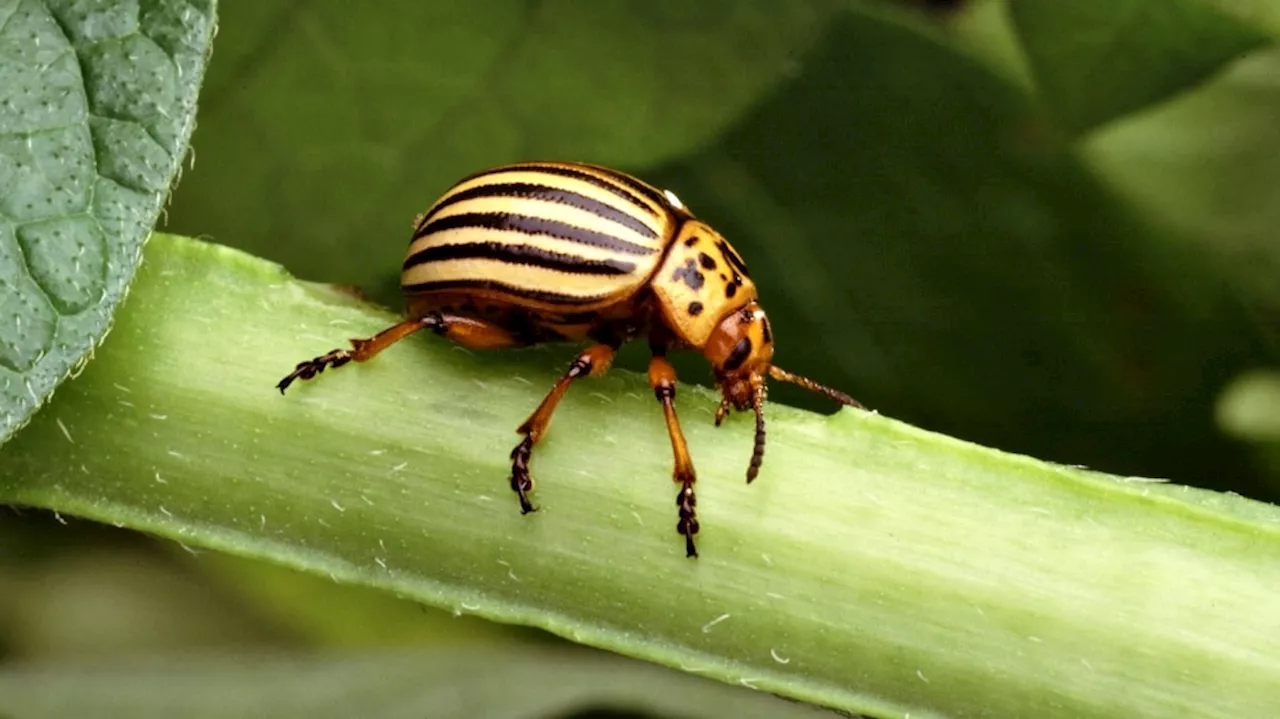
[277,161,862,557]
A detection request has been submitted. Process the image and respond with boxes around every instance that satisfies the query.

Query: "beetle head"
[704,302,774,411]
[703,301,863,483]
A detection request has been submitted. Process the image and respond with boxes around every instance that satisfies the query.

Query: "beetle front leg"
[648,354,699,558]
[510,344,616,514]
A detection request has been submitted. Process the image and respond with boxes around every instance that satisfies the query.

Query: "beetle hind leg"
[277,317,433,393]
[277,311,529,394]
[648,354,699,558]
[509,344,616,514]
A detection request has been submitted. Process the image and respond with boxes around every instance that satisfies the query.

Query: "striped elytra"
[278,161,863,558]
[402,162,675,314]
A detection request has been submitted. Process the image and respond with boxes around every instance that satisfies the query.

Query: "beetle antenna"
[768,366,863,408]
[746,388,766,484]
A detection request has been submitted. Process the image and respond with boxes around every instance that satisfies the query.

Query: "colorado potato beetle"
[277,161,861,557]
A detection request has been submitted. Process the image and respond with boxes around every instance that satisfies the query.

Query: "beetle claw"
[509,435,537,513]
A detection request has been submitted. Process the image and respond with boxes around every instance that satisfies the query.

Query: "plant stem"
[1,234,1277,719]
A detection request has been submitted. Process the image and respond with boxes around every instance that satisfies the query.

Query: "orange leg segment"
[509,344,615,514]
[649,355,699,558]
[276,311,522,393]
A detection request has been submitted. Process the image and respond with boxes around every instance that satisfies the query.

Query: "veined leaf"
[0,0,216,442]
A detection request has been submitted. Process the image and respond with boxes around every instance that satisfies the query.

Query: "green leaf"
[0,646,836,719]
[163,0,839,296]
[2,234,1279,718]
[0,524,283,657]
[1007,0,1271,134]
[1084,48,1280,314]
[649,10,1277,494]
[1217,370,1280,486]
[1218,370,1280,443]
[0,0,215,443]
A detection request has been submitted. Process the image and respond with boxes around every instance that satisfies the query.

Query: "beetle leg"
[430,314,527,351]
[648,354,699,558]
[510,344,616,514]
[277,317,432,393]
[713,396,732,426]
[277,312,523,393]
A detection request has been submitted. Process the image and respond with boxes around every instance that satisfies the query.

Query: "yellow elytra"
[278,161,862,557]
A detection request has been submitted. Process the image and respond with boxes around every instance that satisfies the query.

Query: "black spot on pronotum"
[726,282,737,299]
[698,252,717,270]
[688,301,704,316]
[670,258,705,290]
[684,235,699,247]
[724,337,753,372]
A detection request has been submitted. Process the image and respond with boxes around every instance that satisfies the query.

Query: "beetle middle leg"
[510,344,616,514]
[277,311,522,392]
[648,353,700,558]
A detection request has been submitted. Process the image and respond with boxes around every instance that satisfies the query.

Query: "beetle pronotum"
[278,161,862,557]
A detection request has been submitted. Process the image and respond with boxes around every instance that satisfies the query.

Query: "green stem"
[2,234,1277,719]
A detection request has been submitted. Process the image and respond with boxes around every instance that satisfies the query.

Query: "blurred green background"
[161,0,1280,493]
[4,0,1279,716]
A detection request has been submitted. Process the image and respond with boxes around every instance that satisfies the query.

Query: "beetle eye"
[724,337,753,372]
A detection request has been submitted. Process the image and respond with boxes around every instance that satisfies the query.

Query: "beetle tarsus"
[676,483,699,558]
[276,350,352,393]
[509,435,537,514]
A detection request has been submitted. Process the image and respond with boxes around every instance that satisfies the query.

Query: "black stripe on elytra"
[421,183,658,240]
[589,165,672,213]
[403,241,636,276]
[402,278,605,306]
[476,163,661,219]
[417,212,657,256]
[716,239,750,278]
[724,337,753,372]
